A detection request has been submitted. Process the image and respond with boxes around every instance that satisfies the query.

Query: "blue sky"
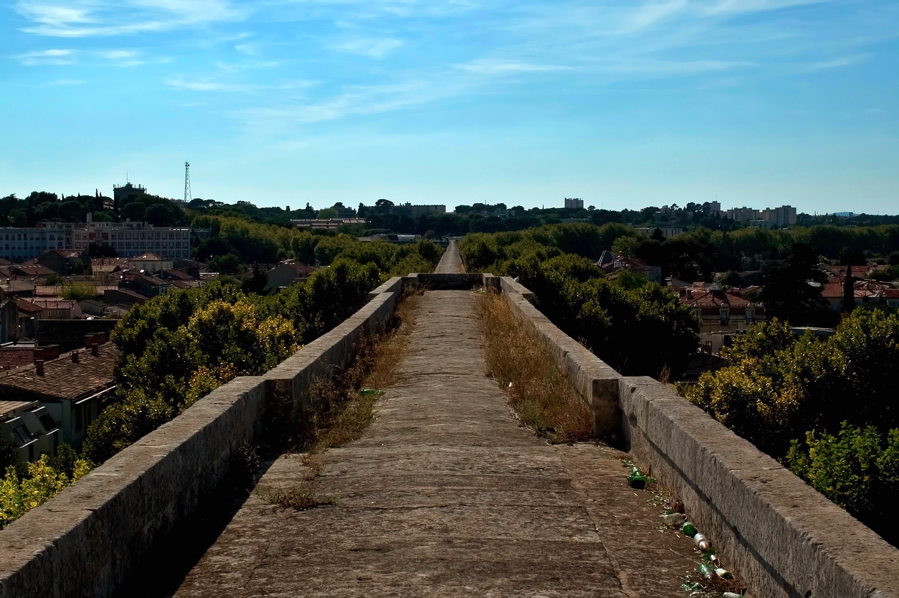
[1,0,897,214]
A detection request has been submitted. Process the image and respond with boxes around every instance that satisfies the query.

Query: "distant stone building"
[679,283,765,333]
[725,207,760,222]
[0,334,117,449]
[635,227,685,238]
[127,253,173,273]
[390,203,446,219]
[266,261,316,290]
[0,226,67,261]
[72,219,190,259]
[291,218,365,230]
[564,198,584,209]
[36,248,90,275]
[113,182,147,204]
[0,399,60,463]
[760,205,797,227]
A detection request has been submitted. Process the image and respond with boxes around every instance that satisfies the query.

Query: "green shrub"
[786,425,899,543]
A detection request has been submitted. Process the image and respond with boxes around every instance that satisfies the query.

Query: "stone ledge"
[0,376,268,598]
[497,276,899,598]
[0,285,404,598]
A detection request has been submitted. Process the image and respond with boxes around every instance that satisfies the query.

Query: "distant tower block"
[184,161,192,203]
[564,197,584,209]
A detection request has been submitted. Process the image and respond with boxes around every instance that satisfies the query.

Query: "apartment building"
[0,227,67,261]
[72,220,190,259]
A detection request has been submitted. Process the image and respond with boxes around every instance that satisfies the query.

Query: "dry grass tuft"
[304,291,421,453]
[476,290,593,443]
[259,485,335,511]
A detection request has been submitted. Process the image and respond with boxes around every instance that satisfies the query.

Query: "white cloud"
[626,0,690,31]
[15,48,76,65]
[807,55,867,71]
[99,50,139,60]
[596,58,757,74]
[331,38,403,59]
[46,78,86,85]
[166,77,250,92]
[235,80,449,132]
[455,59,574,75]
[705,0,833,16]
[14,0,249,37]
[166,76,317,93]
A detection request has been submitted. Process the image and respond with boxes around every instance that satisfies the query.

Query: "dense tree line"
[192,214,441,274]
[84,234,441,462]
[0,190,187,228]
[459,226,700,379]
[682,314,899,544]
[0,232,441,526]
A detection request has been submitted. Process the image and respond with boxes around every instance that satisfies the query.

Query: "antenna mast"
[184,161,192,203]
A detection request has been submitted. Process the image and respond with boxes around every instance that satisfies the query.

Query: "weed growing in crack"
[259,485,335,511]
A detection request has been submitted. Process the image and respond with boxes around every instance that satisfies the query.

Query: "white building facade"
[72,221,191,259]
[0,227,67,261]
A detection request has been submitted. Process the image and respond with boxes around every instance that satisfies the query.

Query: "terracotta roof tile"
[0,343,118,401]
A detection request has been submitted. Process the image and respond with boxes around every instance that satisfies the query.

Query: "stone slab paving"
[434,240,464,273]
[170,290,699,597]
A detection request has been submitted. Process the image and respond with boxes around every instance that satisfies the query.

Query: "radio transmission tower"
[184,161,192,203]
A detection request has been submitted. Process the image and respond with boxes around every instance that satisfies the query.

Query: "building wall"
[0,228,67,260]
[72,222,190,259]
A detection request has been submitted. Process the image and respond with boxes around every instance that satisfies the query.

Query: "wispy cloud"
[167,78,249,92]
[15,47,162,67]
[14,0,249,37]
[15,48,75,65]
[45,78,86,85]
[807,55,868,71]
[455,59,575,75]
[166,76,317,93]
[331,38,403,59]
[705,0,833,16]
[625,0,690,31]
[235,80,450,132]
[214,59,283,74]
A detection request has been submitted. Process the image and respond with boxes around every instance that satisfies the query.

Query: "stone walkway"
[170,288,699,597]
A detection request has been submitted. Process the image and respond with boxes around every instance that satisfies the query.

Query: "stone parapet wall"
[493,275,898,598]
[0,278,405,598]
[0,376,268,598]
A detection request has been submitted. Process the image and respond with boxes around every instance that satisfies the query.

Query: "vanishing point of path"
[170,249,699,597]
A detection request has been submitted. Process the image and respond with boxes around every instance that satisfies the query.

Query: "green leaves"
[786,424,899,538]
[0,455,93,529]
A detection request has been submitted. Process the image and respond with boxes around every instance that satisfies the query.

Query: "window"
[11,424,32,446]
[719,308,730,324]
[38,413,57,431]
[74,404,85,432]
[746,307,755,323]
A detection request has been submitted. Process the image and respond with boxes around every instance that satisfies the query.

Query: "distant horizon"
[1,182,895,218]
[2,1,897,216]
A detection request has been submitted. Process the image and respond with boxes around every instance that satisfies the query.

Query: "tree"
[717,271,743,288]
[208,253,243,274]
[759,243,829,326]
[375,199,394,214]
[122,202,147,222]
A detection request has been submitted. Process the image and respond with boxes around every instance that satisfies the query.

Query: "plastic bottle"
[662,512,686,526]
[722,593,743,598]
[698,564,714,579]
[715,568,733,580]
[693,533,711,551]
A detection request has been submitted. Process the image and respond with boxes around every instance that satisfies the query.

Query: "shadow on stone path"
[169,289,699,597]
